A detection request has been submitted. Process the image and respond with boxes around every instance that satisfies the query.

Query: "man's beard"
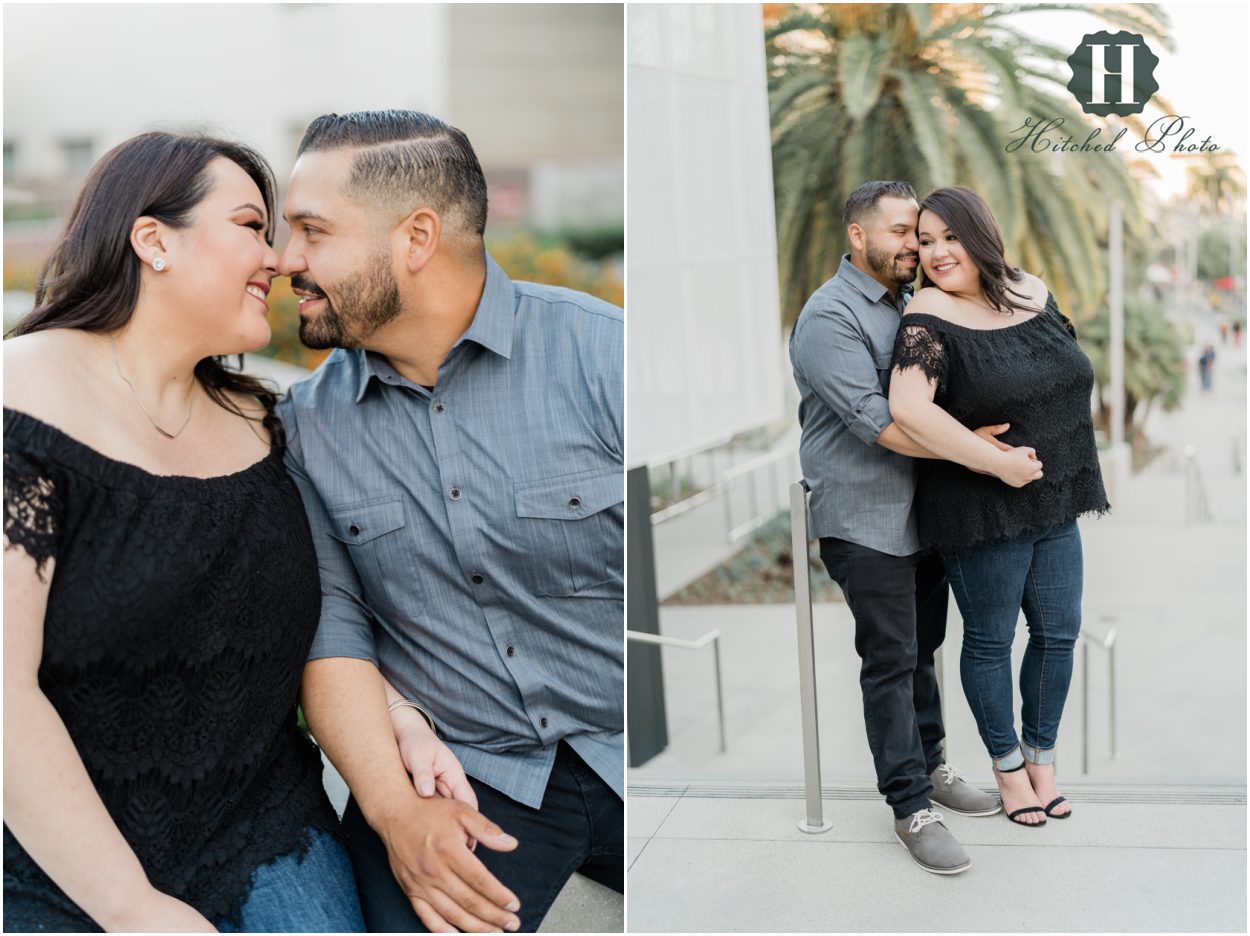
[865,238,918,286]
[295,254,403,350]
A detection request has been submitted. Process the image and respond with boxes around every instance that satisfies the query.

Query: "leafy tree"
[1080,294,1186,441]
[767,3,1172,325]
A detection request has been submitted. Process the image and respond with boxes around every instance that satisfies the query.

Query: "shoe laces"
[909,808,945,834]
[938,763,963,786]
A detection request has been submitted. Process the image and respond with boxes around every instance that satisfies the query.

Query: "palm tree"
[1185,152,1246,216]
[768,3,1173,325]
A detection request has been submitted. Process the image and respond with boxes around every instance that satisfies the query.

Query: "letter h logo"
[1066,30,1159,117]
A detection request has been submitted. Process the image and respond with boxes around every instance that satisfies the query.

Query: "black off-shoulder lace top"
[2,408,339,931]
[890,294,1110,550]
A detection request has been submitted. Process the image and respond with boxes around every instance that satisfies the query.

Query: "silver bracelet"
[388,698,437,735]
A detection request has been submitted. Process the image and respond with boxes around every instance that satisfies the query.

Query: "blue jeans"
[217,828,365,933]
[941,521,1083,771]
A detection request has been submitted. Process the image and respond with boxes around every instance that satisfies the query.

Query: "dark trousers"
[819,538,949,819]
[340,742,623,933]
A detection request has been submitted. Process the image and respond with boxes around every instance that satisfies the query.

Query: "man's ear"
[130,216,170,270]
[846,222,865,254]
[399,207,441,274]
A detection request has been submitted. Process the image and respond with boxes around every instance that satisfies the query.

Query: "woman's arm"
[379,673,477,808]
[888,334,1044,489]
[3,547,215,932]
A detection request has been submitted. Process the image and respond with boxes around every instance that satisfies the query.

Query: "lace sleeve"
[4,440,64,583]
[891,321,948,390]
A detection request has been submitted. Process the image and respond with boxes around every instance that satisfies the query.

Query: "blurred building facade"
[3,3,623,248]
[626,3,784,470]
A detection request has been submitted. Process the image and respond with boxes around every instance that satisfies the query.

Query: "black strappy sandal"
[995,762,1048,826]
[1043,796,1071,819]
[1006,805,1048,826]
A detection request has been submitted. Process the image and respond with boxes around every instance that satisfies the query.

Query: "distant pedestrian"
[1199,345,1216,391]
[1234,320,1243,347]
[1219,319,1229,345]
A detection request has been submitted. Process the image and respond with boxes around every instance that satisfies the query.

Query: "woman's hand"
[392,711,478,810]
[102,889,217,933]
[991,447,1044,488]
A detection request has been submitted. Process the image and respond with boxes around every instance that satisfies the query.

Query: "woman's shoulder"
[903,287,958,320]
[4,330,101,430]
[1013,271,1051,310]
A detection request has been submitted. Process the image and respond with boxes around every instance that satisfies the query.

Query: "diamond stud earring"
[153,257,166,272]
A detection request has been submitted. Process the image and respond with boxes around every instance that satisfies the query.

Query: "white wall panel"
[627,3,784,468]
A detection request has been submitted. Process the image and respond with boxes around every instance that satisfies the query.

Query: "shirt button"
[506,645,515,657]
[433,402,446,414]
[540,716,549,729]
[568,496,582,510]
[449,488,462,501]
[349,524,361,536]
[471,572,484,584]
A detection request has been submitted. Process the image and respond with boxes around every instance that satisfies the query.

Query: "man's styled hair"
[298,110,488,238]
[842,180,917,230]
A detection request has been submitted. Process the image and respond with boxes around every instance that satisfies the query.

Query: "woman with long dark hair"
[888,186,1109,827]
[3,132,367,931]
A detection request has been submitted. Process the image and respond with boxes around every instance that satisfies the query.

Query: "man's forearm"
[302,657,419,830]
[875,420,941,459]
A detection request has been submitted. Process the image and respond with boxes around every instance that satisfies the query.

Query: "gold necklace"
[110,336,195,439]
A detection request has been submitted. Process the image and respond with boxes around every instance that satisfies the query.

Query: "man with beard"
[788,181,1008,876]
[275,111,623,932]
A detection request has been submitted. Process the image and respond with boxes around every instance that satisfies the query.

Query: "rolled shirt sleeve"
[792,306,892,445]
[278,398,380,666]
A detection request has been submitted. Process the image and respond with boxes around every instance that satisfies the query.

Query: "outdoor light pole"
[1109,201,1126,494]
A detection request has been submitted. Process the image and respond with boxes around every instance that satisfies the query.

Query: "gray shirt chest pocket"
[326,499,416,616]
[514,468,623,599]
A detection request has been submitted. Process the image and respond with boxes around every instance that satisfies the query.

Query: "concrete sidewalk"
[628,780,1246,932]
[628,331,1246,930]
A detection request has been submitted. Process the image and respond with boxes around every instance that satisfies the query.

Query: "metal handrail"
[790,481,832,833]
[1184,445,1213,524]
[726,444,799,542]
[626,629,726,754]
[650,441,800,539]
[1081,625,1118,774]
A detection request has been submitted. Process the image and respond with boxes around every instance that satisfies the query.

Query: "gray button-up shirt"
[278,254,624,809]
[789,255,919,556]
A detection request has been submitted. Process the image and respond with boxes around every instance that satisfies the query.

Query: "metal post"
[1081,641,1090,775]
[713,638,727,754]
[1109,202,1125,452]
[1107,633,1118,759]
[791,481,831,833]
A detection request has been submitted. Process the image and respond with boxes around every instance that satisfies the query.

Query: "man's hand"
[378,796,521,933]
[973,422,1012,452]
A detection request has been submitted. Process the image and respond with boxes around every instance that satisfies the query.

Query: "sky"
[1010,2,1248,199]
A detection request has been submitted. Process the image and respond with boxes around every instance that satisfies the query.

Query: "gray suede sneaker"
[893,808,971,875]
[929,763,1002,816]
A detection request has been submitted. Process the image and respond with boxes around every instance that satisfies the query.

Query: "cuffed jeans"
[819,539,949,819]
[941,521,1083,771]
